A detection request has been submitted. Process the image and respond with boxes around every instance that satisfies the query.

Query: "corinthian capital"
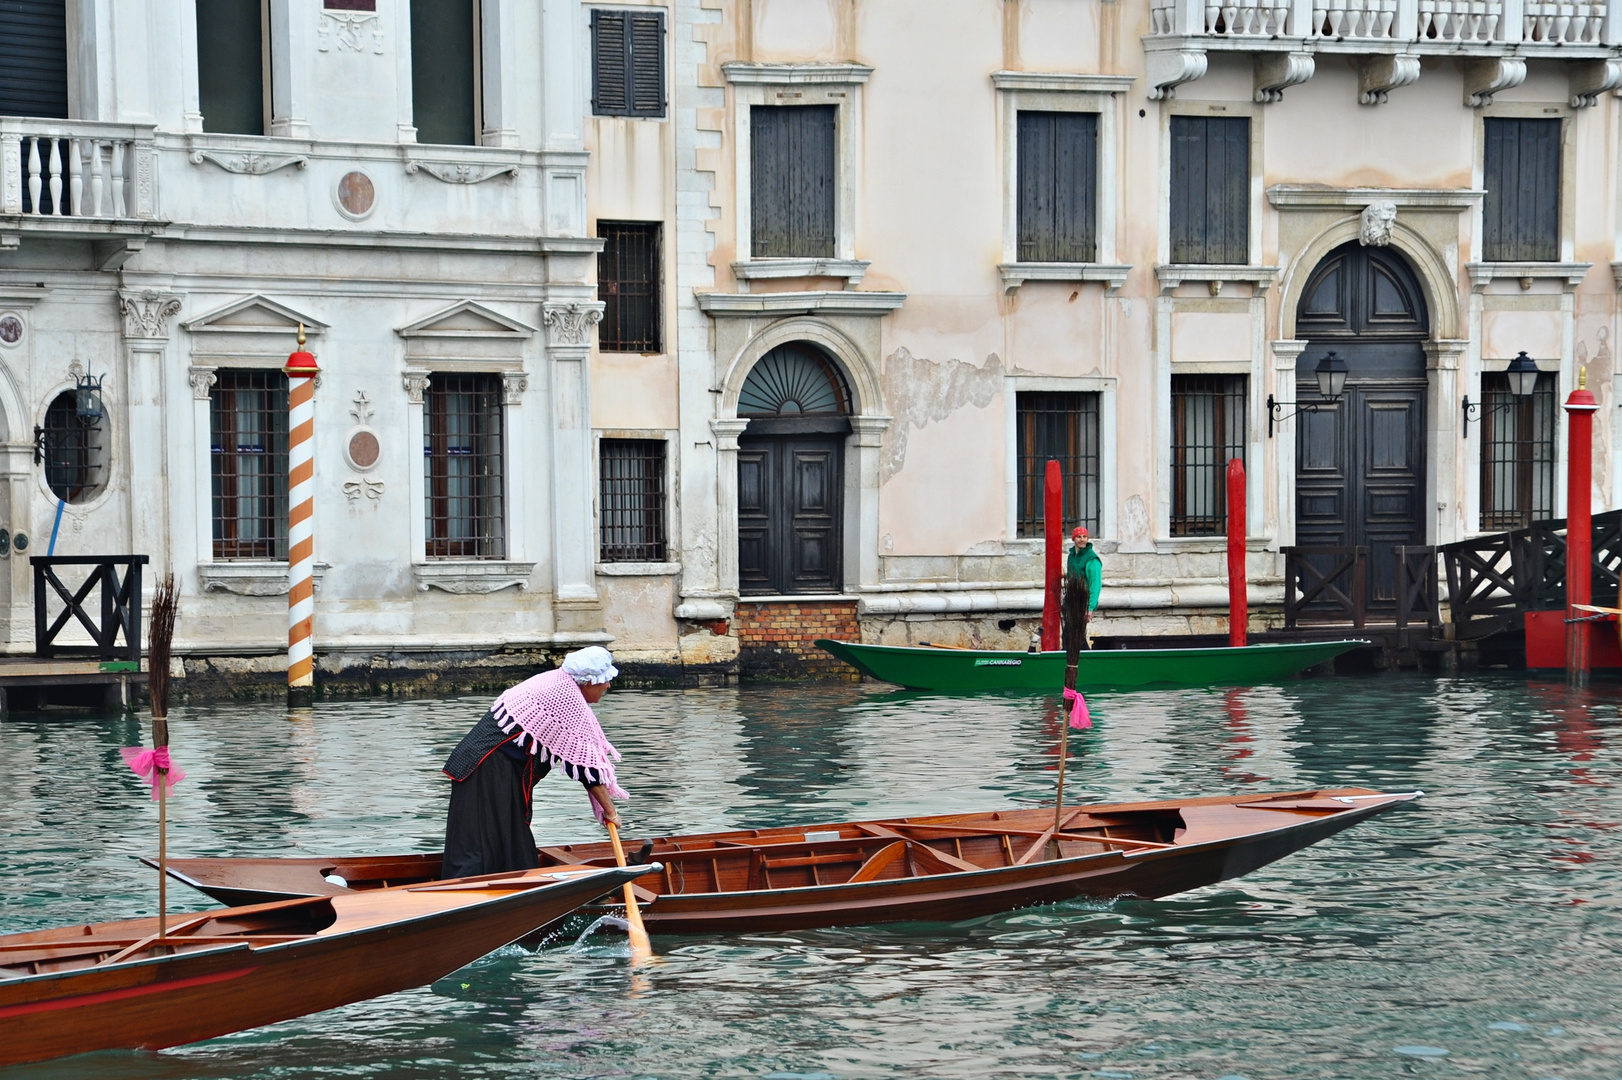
[119,290,183,340]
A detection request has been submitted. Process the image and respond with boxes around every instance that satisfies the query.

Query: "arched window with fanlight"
[40,391,104,504]
[736,342,851,596]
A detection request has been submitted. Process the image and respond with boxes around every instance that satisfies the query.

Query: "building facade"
[3,0,1621,687]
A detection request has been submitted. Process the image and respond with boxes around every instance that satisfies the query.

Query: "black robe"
[440,710,602,880]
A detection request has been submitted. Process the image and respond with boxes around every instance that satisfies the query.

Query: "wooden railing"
[1282,545,1367,629]
[1437,509,1622,638]
[31,556,149,661]
[1394,545,1442,632]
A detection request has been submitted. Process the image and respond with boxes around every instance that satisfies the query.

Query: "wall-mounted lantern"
[1462,351,1540,439]
[1266,350,1349,438]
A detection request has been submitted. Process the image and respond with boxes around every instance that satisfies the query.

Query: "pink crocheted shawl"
[491,669,627,819]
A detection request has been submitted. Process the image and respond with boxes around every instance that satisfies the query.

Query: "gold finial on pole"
[297,322,306,348]
[1579,365,1588,390]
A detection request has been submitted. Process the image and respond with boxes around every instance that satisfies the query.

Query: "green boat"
[815,638,1366,692]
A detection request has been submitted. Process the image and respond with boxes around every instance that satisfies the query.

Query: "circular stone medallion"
[346,428,381,470]
[0,314,22,347]
[335,171,376,220]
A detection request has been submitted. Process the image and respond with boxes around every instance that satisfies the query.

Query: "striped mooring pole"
[285,325,320,704]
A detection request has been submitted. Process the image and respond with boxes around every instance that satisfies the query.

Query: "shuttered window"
[1016,111,1097,263]
[600,439,668,562]
[1169,116,1249,265]
[1171,374,1247,536]
[0,0,68,119]
[412,0,480,146]
[1015,392,1102,538]
[598,221,662,352]
[1483,118,1560,262]
[592,9,665,118]
[751,104,836,259]
[196,0,267,136]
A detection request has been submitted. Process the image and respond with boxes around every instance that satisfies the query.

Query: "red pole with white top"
[285,325,319,703]
[1042,460,1062,652]
[1564,366,1597,687]
[1227,458,1247,647]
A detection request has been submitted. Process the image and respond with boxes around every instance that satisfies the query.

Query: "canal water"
[1,674,1619,1079]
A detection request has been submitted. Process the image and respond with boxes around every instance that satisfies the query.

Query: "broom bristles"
[148,574,179,727]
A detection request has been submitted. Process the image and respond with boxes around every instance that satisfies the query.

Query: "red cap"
[283,323,320,380]
[1072,527,1089,540]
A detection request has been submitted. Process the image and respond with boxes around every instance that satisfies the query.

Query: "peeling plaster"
[879,347,1004,484]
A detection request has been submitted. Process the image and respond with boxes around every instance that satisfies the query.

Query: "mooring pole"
[1041,460,1062,652]
[1565,367,1597,688]
[1227,458,1247,648]
[285,325,320,706]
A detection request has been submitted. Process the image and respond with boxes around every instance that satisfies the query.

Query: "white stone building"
[5,0,1622,687]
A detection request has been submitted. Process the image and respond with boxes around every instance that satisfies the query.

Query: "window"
[210,370,289,559]
[1015,392,1100,538]
[1171,374,1246,536]
[0,0,69,119]
[1016,111,1097,263]
[412,0,479,146]
[591,9,665,118]
[1483,117,1560,262]
[40,392,103,504]
[1169,116,1249,265]
[1480,371,1557,531]
[424,373,504,558]
[598,222,661,352]
[750,104,836,258]
[196,0,267,136]
[600,439,668,561]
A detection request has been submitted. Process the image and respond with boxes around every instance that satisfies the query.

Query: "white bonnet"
[561,646,619,685]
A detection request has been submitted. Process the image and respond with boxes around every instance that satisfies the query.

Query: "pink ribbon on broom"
[120,746,186,800]
[1062,687,1092,729]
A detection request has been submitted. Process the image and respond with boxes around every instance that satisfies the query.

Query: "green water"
[1,674,1619,1079]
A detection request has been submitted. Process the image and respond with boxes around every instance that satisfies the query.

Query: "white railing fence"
[1151,0,1621,42]
[0,119,156,219]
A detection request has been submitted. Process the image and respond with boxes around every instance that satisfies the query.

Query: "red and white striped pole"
[285,325,319,704]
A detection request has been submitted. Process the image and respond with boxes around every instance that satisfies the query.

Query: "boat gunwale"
[819,638,1373,660]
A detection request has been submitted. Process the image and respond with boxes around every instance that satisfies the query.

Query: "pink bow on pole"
[1062,687,1092,730]
[120,746,186,800]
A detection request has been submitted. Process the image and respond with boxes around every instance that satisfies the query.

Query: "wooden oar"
[604,820,653,963]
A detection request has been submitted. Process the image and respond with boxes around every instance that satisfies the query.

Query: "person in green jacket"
[1065,526,1103,651]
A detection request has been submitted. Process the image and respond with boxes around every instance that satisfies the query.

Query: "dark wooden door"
[739,432,845,596]
[1295,242,1429,610]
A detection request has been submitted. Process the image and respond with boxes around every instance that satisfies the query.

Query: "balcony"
[1145,0,1622,102]
[1,117,163,267]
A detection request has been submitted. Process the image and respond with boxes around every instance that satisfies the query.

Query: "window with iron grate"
[599,438,668,562]
[1015,392,1101,538]
[424,373,505,559]
[1171,374,1247,536]
[591,8,665,118]
[598,222,662,352]
[41,391,103,505]
[1479,371,1556,531]
[210,370,289,559]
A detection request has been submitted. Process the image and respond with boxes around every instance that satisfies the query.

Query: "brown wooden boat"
[155,788,1418,934]
[0,863,650,1068]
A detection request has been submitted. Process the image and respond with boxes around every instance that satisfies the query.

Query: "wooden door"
[1295,242,1429,611]
[738,433,845,595]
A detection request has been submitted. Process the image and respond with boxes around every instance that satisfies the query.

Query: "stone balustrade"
[1149,0,1620,45]
[0,118,157,220]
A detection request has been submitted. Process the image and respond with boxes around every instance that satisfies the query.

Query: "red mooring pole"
[1227,458,1247,648]
[1042,460,1062,652]
[1565,368,1598,687]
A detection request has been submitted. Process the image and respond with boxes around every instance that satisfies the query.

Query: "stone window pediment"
[396,300,536,365]
[183,295,327,364]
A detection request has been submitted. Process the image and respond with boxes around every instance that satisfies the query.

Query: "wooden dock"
[0,657,146,717]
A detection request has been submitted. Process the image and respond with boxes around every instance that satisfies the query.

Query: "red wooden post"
[1227,458,1247,647]
[1565,368,1598,687]
[1042,460,1062,652]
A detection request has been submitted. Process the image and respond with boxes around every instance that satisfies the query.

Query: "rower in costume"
[440,646,627,879]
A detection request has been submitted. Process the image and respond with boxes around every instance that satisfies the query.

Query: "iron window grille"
[1479,371,1556,531]
[1169,115,1249,266]
[591,8,666,118]
[1016,110,1098,263]
[600,438,668,562]
[41,391,101,504]
[598,221,662,352]
[424,373,506,559]
[210,370,289,559]
[1171,374,1247,536]
[1015,392,1101,538]
[1483,117,1561,263]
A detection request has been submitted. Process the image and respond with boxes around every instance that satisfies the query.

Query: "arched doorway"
[736,342,851,595]
[1294,242,1429,610]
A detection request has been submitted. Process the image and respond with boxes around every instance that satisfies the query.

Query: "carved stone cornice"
[1254,52,1313,104]
[1464,57,1527,108]
[1465,261,1592,292]
[413,561,536,594]
[188,149,310,175]
[119,289,183,340]
[1267,186,1484,212]
[1569,58,1622,108]
[1358,54,1420,106]
[1156,265,1280,295]
[187,365,218,400]
[402,369,430,404]
[542,302,604,347]
[404,160,519,184]
[1145,47,1208,100]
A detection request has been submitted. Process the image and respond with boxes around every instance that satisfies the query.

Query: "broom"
[146,576,180,941]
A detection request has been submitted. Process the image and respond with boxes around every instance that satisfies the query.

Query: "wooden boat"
[0,863,650,1068]
[154,789,1417,934]
[815,638,1365,692]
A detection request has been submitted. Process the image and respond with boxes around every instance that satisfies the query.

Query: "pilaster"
[1425,340,1468,544]
[119,289,183,578]
[708,418,750,600]
[1270,340,1307,548]
[849,415,892,589]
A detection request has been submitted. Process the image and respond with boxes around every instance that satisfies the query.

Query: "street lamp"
[1266,350,1349,438]
[74,370,105,422]
[1462,351,1540,438]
